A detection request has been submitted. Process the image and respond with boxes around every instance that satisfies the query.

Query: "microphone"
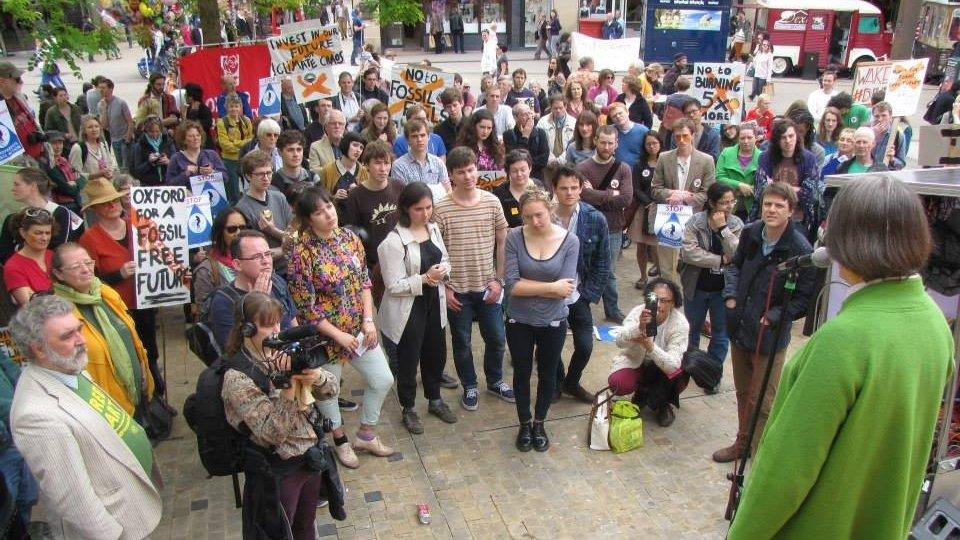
[776,247,831,271]
[263,325,320,348]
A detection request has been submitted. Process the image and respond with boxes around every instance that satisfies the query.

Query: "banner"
[654,204,693,248]
[570,32,643,72]
[130,186,191,309]
[477,170,507,191]
[259,77,281,117]
[179,44,271,112]
[691,63,745,124]
[280,18,326,35]
[268,25,344,103]
[0,102,24,166]
[852,58,929,116]
[186,195,213,249]
[388,64,453,124]
[190,172,228,221]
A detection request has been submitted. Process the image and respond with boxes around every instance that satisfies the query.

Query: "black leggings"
[391,291,446,409]
[506,320,567,423]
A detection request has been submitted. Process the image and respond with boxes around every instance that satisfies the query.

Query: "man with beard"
[7,295,162,538]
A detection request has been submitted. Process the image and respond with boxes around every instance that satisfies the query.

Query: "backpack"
[185,279,242,366]
[183,353,273,479]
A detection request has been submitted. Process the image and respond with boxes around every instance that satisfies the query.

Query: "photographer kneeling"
[608,278,690,427]
[221,291,341,540]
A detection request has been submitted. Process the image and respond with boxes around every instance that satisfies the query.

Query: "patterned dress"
[287,227,371,364]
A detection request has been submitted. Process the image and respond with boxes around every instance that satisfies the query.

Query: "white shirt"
[677,154,691,188]
[339,92,360,124]
[807,88,838,123]
[488,104,516,138]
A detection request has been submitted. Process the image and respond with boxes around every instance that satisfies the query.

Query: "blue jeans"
[750,77,768,99]
[0,445,37,525]
[602,231,623,318]
[112,140,127,169]
[447,290,505,389]
[684,288,730,363]
[351,38,362,64]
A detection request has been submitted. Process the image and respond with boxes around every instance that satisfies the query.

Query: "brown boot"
[712,439,746,463]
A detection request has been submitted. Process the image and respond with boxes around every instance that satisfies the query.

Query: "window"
[857,15,880,34]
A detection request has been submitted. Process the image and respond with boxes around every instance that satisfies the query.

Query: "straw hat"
[82,177,128,212]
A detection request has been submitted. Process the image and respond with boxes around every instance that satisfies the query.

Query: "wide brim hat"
[82,177,128,212]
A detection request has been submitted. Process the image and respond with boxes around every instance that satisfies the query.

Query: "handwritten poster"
[388,64,453,125]
[130,187,191,308]
[267,25,344,103]
[477,170,507,191]
[851,61,891,105]
[692,63,745,124]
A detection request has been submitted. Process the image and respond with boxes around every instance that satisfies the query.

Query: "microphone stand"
[724,265,799,523]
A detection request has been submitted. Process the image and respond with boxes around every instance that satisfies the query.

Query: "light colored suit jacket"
[651,148,716,211]
[308,136,337,176]
[11,364,161,540]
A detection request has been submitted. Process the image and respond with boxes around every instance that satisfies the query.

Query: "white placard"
[654,204,693,248]
[389,64,454,125]
[570,32,642,73]
[692,63,745,124]
[267,25,344,104]
[130,186,191,308]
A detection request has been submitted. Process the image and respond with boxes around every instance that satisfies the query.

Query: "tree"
[197,0,222,46]
[361,0,424,27]
[1,0,121,79]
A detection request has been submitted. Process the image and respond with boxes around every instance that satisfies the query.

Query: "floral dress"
[287,227,370,364]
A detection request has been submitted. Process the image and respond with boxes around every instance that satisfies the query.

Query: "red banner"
[178,44,271,115]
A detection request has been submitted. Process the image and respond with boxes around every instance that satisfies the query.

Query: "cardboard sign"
[852,58,930,116]
[190,172,228,219]
[388,64,453,125]
[0,102,25,166]
[570,32,643,72]
[130,187,191,309]
[692,63,745,124]
[268,25,344,103]
[0,327,23,364]
[477,170,507,191]
[258,77,282,117]
[654,204,693,248]
[186,195,213,249]
[918,124,960,168]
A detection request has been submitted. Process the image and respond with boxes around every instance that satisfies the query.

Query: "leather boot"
[712,436,746,463]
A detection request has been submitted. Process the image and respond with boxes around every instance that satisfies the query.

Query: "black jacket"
[503,126,549,181]
[280,97,308,131]
[435,116,463,153]
[359,85,389,105]
[130,132,178,186]
[449,12,464,33]
[615,93,654,129]
[723,220,815,354]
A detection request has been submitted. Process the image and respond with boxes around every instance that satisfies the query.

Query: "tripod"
[724,265,799,522]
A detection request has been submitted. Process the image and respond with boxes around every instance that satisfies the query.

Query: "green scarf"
[54,278,139,405]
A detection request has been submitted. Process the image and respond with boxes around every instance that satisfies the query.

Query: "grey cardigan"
[376,223,450,343]
[679,210,743,301]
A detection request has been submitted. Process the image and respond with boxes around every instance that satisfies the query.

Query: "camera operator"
[221,291,341,540]
[607,278,690,427]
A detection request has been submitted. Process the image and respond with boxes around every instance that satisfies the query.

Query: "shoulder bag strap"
[597,159,622,191]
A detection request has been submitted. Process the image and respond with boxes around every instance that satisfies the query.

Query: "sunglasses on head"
[24,207,51,219]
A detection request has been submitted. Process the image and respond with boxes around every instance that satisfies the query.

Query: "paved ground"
[7,42,939,538]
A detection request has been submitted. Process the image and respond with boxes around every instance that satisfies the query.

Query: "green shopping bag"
[609,400,644,453]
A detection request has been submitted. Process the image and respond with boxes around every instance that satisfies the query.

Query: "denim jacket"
[574,202,609,303]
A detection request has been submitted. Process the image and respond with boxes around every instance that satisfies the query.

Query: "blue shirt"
[614,123,649,167]
[393,133,447,159]
[210,278,298,351]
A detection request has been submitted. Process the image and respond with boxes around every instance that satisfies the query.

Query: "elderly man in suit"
[652,117,716,290]
[308,109,347,175]
[8,295,162,539]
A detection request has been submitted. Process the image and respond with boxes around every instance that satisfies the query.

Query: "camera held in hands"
[260,325,331,389]
[644,292,659,338]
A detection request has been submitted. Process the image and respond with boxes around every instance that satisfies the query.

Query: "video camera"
[261,325,331,389]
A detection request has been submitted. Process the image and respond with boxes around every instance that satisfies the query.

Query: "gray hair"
[257,118,281,137]
[113,173,139,192]
[9,295,76,361]
[824,175,930,281]
[512,102,531,117]
[854,126,875,143]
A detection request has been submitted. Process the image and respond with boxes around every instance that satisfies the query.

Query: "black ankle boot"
[516,422,532,452]
[532,421,549,452]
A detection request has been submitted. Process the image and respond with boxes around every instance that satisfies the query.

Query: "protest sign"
[259,77,281,117]
[268,25,344,103]
[852,58,929,115]
[918,124,960,167]
[570,32,643,72]
[130,186,191,308]
[477,170,507,191]
[186,195,214,249]
[0,327,23,364]
[179,44,271,112]
[280,18,325,35]
[190,172,229,219]
[388,64,453,124]
[0,102,25,166]
[692,63,745,124]
[654,204,693,248]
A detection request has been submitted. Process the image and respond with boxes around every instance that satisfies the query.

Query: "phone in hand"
[644,292,659,337]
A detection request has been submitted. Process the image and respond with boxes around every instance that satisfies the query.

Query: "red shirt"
[746,108,775,141]
[79,220,136,309]
[3,251,53,298]
[5,96,43,159]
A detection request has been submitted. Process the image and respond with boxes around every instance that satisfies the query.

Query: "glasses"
[224,225,248,234]
[237,251,273,262]
[62,260,96,272]
[248,171,272,179]
[674,133,693,141]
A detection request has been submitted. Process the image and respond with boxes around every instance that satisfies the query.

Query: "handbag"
[609,400,644,453]
[136,394,174,441]
[586,387,614,451]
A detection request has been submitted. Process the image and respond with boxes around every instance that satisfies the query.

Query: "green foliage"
[362,0,424,26]
[1,0,121,79]
[253,0,302,14]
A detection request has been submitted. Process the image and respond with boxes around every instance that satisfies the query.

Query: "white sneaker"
[334,441,359,469]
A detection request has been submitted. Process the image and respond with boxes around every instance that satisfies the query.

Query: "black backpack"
[183,353,273,479]
[185,284,242,366]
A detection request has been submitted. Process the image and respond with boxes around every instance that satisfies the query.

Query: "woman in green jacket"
[714,124,760,220]
[729,175,954,539]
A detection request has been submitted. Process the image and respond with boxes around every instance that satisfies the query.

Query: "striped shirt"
[433,190,508,293]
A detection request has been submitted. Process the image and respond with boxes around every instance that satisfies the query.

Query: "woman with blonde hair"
[216,94,255,203]
[69,115,117,177]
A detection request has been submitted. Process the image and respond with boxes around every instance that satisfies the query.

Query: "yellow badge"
[511,207,519,215]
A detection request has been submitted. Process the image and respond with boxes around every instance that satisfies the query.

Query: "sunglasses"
[224,224,248,234]
[24,207,52,219]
